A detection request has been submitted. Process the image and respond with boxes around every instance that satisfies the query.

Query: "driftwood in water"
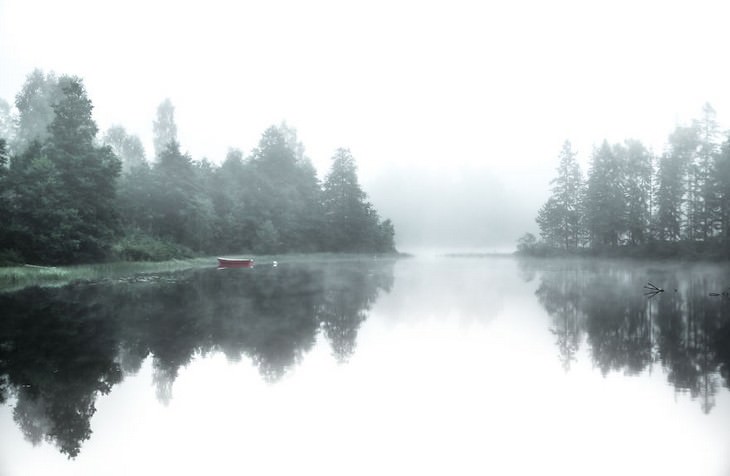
[643,282,664,293]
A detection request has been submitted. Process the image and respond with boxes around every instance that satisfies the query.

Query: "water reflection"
[526,259,730,413]
[0,259,394,457]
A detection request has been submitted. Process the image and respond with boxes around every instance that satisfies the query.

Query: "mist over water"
[364,165,543,251]
[1,256,729,475]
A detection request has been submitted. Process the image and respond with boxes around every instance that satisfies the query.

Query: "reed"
[0,258,214,291]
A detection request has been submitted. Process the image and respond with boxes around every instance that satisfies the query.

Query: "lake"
[1,255,729,475]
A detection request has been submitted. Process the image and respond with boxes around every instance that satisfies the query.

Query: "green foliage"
[0,249,23,266]
[0,72,397,264]
[523,104,730,259]
[621,140,653,245]
[254,219,280,254]
[246,126,325,252]
[536,142,583,250]
[584,141,626,247]
[716,135,730,256]
[111,231,195,261]
[3,74,122,264]
[322,148,395,252]
[102,125,147,173]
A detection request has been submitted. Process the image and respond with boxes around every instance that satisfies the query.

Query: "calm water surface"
[1,256,729,475]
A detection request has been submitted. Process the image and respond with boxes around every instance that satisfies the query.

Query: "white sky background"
[1,0,730,249]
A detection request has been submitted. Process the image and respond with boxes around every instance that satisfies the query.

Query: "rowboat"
[217,257,255,268]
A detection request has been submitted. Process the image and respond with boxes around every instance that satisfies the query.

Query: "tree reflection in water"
[0,258,394,457]
[526,258,730,414]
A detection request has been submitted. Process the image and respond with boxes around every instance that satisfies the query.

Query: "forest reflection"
[524,259,730,414]
[0,259,394,457]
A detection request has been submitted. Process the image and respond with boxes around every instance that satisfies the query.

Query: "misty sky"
[2,0,730,250]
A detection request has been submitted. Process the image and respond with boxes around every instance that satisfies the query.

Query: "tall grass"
[0,258,215,292]
[0,252,401,292]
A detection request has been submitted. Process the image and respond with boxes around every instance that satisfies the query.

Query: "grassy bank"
[0,253,402,292]
[0,258,215,292]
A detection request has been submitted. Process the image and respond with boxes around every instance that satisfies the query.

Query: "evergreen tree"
[536,141,583,250]
[45,77,122,261]
[536,197,562,247]
[619,140,653,245]
[248,126,324,252]
[665,125,701,240]
[148,141,206,248]
[211,148,254,252]
[655,148,685,242]
[5,142,75,262]
[5,76,121,263]
[693,103,722,240]
[116,160,155,233]
[584,142,626,247]
[376,218,396,253]
[323,148,379,251]
[716,134,730,255]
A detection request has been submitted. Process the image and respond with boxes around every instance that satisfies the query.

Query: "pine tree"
[323,148,377,251]
[584,142,625,247]
[148,141,208,248]
[43,76,121,261]
[716,134,730,255]
[663,126,700,240]
[553,141,583,249]
[536,141,584,250]
[654,149,684,242]
[693,103,721,240]
[619,140,653,245]
[247,126,324,252]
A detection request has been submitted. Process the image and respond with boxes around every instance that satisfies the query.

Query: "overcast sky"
[2,0,730,250]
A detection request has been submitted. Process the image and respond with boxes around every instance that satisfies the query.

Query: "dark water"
[1,256,729,475]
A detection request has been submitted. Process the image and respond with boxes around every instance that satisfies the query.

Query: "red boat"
[217,257,255,268]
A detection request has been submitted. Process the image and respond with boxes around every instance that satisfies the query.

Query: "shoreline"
[0,253,404,292]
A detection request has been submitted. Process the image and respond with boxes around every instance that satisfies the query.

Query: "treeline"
[0,70,396,265]
[519,104,730,259]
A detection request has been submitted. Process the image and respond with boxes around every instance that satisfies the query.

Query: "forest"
[0,70,396,265]
[520,104,730,259]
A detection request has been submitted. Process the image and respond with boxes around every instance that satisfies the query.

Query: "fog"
[2,0,730,253]
[364,164,546,252]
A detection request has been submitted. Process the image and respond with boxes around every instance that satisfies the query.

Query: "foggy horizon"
[3,0,730,251]
[3,2,730,474]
